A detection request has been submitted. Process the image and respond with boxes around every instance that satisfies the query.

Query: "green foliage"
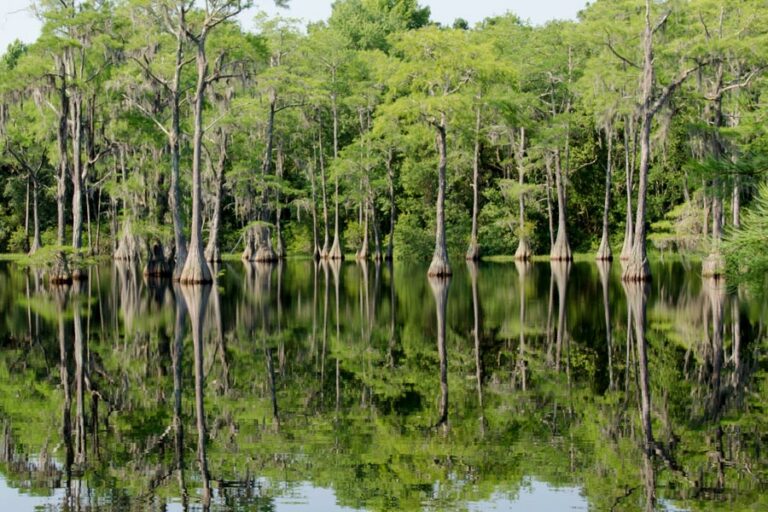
[724,184,768,292]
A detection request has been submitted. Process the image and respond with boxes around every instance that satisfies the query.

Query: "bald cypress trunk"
[596,126,614,261]
[550,150,572,261]
[514,127,532,261]
[205,132,227,263]
[179,40,213,284]
[428,113,451,277]
[466,105,481,261]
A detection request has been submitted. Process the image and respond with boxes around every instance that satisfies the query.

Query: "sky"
[1,0,589,52]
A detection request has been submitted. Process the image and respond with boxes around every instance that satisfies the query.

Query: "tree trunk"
[275,147,286,259]
[55,60,69,253]
[466,105,481,261]
[205,132,227,263]
[544,154,555,250]
[620,116,635,260]
[371,198,382,261]
[261,92,276,222]
[597,126,614,261]
[180,41,213,284]
[550,150,572,261]
[702,63,726,278]
[310,147,320,260]
[514,127,532,261]
[29,175,42,255]
[428,114,451,277]
[318,129,330,258]
[170,36,188,281]
[356,201,369,260]
[386,148,395,261]
[328,93,343,260]
[623,1,657,281]
[70,91,84,253]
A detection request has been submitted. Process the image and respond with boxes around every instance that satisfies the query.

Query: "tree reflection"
[429,275,451,430]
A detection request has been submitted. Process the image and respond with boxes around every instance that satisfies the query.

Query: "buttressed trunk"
[596,125,613,261]
[179,40,213,284]
[514,127,531,261]
[623,0,654,282]
[205,131,227,263]
[550,150,572,261]
[428,114,451,277]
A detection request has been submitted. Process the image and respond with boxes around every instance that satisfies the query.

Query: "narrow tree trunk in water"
[275,147,286,259]
[514,127,532,260]
[205,131,227,263]
[70,92,84,253]
[328,93,343,260]
[52,62,72,284]
[550,150,572,261]
[356,200,369,260]
[621,116,634,261]
[30,175,42,254]
[386,148,395,261]
[466,105,481,261]
[310,148,320,260]
[544,155,555,250]
[180,40,213,284]
[318,129,330,258]
[597,126,613,261]
[702,63,726,278]
[170,35,188,280]
[428,114,451,277]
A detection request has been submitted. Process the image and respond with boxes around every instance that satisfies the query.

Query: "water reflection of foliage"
[0,260,765,510]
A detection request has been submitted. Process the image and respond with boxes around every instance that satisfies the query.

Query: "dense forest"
[0,0,767,284]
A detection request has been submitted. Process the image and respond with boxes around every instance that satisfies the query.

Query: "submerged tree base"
[465,240,480,261]
[428,255,452,277]
[328,237,344,261]
[204,243,221,264]
[514,239,532,261]
[621,256,651,282]
[702,252,725,279]
[242,225,278,263]
[49,252,73,285]
[144,241,172,277]
[595,237,613,261]
[550,235,572,262]
[179,249,213,284]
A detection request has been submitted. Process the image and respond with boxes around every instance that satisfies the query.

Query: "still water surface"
[0,259,765,511]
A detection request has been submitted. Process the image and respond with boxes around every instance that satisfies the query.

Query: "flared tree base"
[595,237,613,261]
[514,239,532,261]
[428,255,452,277]
[465,240,480,261]
[50,252,73,285]
[179,249,213,284]
[145,242,173,277]
[204,243,221,264]
[328,237,344,261]
[621,254,651,282]
[550,235,572,262]
[702,251,725,279]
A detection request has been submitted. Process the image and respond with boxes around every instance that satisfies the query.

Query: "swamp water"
[0,259,765,511]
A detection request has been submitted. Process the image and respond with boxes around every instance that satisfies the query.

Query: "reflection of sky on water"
[0,474,690,511]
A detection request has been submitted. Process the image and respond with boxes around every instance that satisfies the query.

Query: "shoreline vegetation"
[0,0,765,287]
